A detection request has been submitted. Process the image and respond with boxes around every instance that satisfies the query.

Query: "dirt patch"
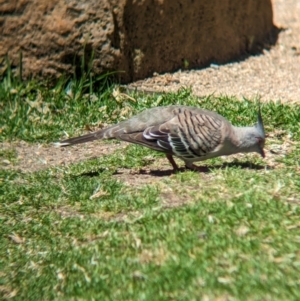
[0,140,128,173]
[127,0,300,103]
[114,158,177,184]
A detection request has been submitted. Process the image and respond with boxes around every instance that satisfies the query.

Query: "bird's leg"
[185,162,209,172]
[166,154,179,171]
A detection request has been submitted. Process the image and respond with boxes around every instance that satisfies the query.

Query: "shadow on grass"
[215,161,267,170]
[69,161,270,178]
[70,170,107,177]
[147,161,269,177]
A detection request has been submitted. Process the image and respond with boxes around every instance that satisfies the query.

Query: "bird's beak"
[259,147,265,158]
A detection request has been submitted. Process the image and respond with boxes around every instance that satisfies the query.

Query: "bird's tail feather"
[55,132,102,147]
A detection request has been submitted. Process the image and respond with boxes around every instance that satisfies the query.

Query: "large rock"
[0,0,275,83]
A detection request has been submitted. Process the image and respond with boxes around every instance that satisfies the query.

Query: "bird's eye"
[256,137,264,145]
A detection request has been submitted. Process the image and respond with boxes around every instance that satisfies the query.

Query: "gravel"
[127,0,300,103]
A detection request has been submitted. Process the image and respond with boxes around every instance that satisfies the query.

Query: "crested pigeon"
[56,105,265,171]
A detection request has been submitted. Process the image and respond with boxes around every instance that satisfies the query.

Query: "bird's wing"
[118,108,225,160]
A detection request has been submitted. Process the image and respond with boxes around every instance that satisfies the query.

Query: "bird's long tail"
[55,131,104,147]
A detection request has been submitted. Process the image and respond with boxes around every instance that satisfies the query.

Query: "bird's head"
[234,108,266,157]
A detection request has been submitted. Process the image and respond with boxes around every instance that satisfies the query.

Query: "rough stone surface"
[0,0,275,82]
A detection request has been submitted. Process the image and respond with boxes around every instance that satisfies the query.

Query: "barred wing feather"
[142,110,223,160]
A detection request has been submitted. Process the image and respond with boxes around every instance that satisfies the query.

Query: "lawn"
[0,72,300,301]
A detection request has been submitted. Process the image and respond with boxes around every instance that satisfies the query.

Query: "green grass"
[1,72,300,300]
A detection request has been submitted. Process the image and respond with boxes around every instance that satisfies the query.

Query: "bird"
[55,105,265,171]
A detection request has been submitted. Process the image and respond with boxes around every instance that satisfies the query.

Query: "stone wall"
[0,0,275,83]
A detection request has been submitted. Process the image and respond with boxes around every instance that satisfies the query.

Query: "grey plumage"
[56,105,266,171]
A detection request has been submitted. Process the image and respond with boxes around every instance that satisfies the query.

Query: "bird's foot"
[166,154,180,172]
[185,163,209,172]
